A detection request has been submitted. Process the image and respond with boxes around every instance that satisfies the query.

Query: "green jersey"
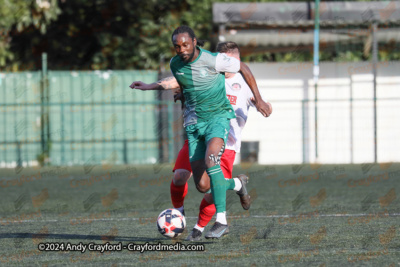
[170,47,240,126]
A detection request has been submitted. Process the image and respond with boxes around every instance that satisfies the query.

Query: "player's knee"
[205,153,218,169]
[195,179,210,193]
[204,193,214,204]
[205,144,224,169]
[196,184,209,194]
[173,169,191,186]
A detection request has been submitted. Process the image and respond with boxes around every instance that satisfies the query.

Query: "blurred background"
[1,0,400,167]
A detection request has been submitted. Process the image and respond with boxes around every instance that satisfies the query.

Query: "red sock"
[170,181,188,208]
[197,197,216,227]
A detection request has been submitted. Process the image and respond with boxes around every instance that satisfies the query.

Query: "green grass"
[0,163,399,266]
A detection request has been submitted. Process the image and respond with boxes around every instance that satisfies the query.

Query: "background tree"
[0,0,60,69]
[1,0,398,71]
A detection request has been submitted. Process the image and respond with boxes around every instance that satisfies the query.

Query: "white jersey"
[225,73,256,153]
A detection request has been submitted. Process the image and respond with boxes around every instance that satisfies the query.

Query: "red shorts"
[173,139,236,178]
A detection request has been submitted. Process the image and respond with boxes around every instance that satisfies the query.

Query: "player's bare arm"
[239,62,272,117]
[129,76,179,91]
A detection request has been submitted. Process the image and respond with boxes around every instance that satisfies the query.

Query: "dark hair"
[216,41,240,54]
[171,25,206,47]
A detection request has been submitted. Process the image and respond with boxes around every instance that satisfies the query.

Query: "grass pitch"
[0,163,399,266]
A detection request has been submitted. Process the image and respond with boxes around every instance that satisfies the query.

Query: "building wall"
[240,61,400,164]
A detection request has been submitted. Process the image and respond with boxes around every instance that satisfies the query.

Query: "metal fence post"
[39,52,50,166]
[40,53,46,164]
[168,102,174,163]
[372,22,378,163]
[313,0,320,161]
[302,79,309,163]
[16,141,22,168]
[350,75,353,163]
[123,139,128,164]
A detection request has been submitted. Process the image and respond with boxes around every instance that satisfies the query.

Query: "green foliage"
[0,0,60,67]
[1,0,281,70]
[1,0,399,70]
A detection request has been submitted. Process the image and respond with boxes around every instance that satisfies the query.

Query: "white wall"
[240,62,400,164]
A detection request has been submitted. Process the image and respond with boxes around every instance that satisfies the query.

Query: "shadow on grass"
[0,233,214,244]
[1,233,164,242]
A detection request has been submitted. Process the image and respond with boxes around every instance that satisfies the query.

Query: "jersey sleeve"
[215,53,240,73]
[170,56,179,77]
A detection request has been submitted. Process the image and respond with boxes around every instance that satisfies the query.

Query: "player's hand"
[129,81,153,90]
[174,92,182,102]
[174,92,185,109]
[251,97,272,117]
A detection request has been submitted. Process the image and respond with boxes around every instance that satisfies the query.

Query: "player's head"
[216,41,240,60]
[216,42,240,78]
[171,26,206,63]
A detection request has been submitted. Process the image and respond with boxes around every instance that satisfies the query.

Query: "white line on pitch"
[250,213,400,218]
[4,212,400,224]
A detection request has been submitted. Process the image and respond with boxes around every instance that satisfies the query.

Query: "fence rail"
[2,60,400,166]
[0,62,181,167]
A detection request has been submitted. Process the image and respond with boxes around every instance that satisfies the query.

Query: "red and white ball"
[157,209,186,238]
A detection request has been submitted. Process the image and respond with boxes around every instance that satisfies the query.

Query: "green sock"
[226,178,235,190]
[207,165,227,213]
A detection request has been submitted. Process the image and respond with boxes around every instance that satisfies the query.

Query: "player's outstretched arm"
[129,76,179,91]
[239,62,271,117]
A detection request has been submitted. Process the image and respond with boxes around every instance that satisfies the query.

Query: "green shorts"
[185,117,230,162]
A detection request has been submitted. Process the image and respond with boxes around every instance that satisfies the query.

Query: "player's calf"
[173,169,192,186]
[191,160,211,193]
[170,169,192,215]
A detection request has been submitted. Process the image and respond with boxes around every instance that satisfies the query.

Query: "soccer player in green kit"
[130,26,270,238]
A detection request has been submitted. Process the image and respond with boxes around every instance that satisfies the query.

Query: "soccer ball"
[157,209,186,238]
